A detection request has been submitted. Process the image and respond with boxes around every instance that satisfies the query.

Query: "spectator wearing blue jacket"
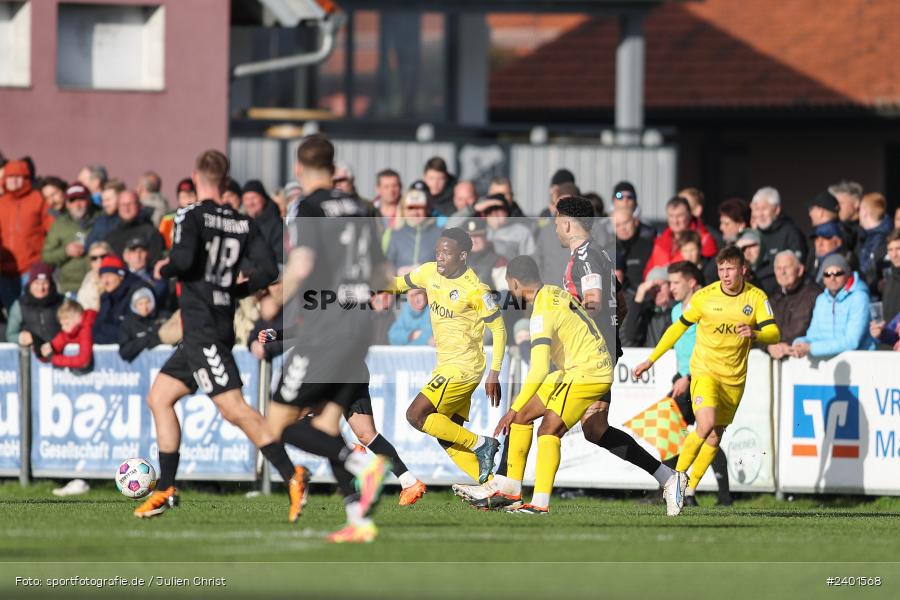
[388,289,433,346]
[791,254,876,358]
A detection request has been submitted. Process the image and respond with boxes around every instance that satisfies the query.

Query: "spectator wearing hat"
[718,197,752,245]
[135,171,169,227]
[76,165,108,206]
[462,217,508,290]
[612,181,656,241]
[85,179,123,249]
[76,241,112,312]
[423,156,457,217]
[734,228,769,291]
[828,180,864,252]
[40,176,68,223]
[0,159,53,310]
[223,178,242,212]
[41,300,96,372]
[622,265,674,347]
[242,180,284,264]
[614,204,653,291]
[444,180,478,229]
[93,255,153,344]
[388,288,433,346]
[767,251,821,360]
[807,190,840,228]
[158,178,198,249]
[386,182,441,271]
[807,220,846,285]
[881,230,900,328]
[791,254,875,358]
[643,196,718,278]
[5,263,63,350]
[41,184,98,294]
[752,186,808,287]
[476,193,535,261]
[123,237,167,302]
[105,190,165,265]
[118,287,162,362]
[856,192,892,293]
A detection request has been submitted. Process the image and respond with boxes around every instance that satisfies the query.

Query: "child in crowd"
[41,300,96,372]
[118,287,161,362]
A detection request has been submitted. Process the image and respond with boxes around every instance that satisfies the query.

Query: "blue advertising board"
[30,345,259,481]
[273,346,512,484]
[0,344,21,476]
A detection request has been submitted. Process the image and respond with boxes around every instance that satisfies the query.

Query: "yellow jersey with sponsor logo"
[680,281,774,385]
[530,285,613,382]
[392,262,501,375]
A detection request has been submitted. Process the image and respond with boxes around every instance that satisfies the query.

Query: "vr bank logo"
[792,385,860,458]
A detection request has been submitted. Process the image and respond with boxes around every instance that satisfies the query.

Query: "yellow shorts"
[537,371,612,430]
[690,375,745,426]
[419,365,482,421]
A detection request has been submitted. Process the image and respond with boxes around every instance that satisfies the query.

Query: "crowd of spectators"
[2,147,899,376]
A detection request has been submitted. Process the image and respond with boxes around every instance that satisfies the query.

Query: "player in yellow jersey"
[462,256,687,515]
[634,246,780,505]
[389,227,507,483]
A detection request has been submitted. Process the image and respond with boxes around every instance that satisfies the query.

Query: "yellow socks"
[688,443,720,489]
[676,431,705,472]
[531,435,562,508]
[443,443,481,481]
[506,423,534,482]
[422,413,479,449]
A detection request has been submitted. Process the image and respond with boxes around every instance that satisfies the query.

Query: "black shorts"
[272,349,370,411]
[159,339,243,396]
[345,395,373,418]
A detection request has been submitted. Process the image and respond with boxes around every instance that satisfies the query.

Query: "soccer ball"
[115,458,157,499]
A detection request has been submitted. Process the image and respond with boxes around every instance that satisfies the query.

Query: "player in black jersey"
[264,135,394,543]
[554,196,686,513]
[134,150,305,520]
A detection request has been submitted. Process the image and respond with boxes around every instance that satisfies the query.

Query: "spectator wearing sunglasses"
[76,241,112,311]
[612,181,656,241]
[790,254,875,358]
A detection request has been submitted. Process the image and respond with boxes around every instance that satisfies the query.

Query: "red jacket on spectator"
[0,160,53,276]
[49,309,97,369]
[643,218,718,278]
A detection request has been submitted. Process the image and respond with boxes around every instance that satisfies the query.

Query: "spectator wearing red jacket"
[40,300,97,371]
[643,196,718,278]
[0,159,54,310]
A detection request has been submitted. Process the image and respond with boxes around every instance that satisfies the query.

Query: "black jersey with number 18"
[160,199,279,345]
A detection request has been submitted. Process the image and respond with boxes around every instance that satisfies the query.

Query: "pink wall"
[0,0,230,204]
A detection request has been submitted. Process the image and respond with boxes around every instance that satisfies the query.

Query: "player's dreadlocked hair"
[440,227,473,253]
[506,255,542,284]
[556,195,595,232]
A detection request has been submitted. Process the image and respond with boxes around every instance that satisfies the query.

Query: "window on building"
[57,3,165,91]
[0,1,31,87]
[315,10,448,122]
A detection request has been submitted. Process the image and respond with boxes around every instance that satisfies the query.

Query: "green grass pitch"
[1,481,898,599]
